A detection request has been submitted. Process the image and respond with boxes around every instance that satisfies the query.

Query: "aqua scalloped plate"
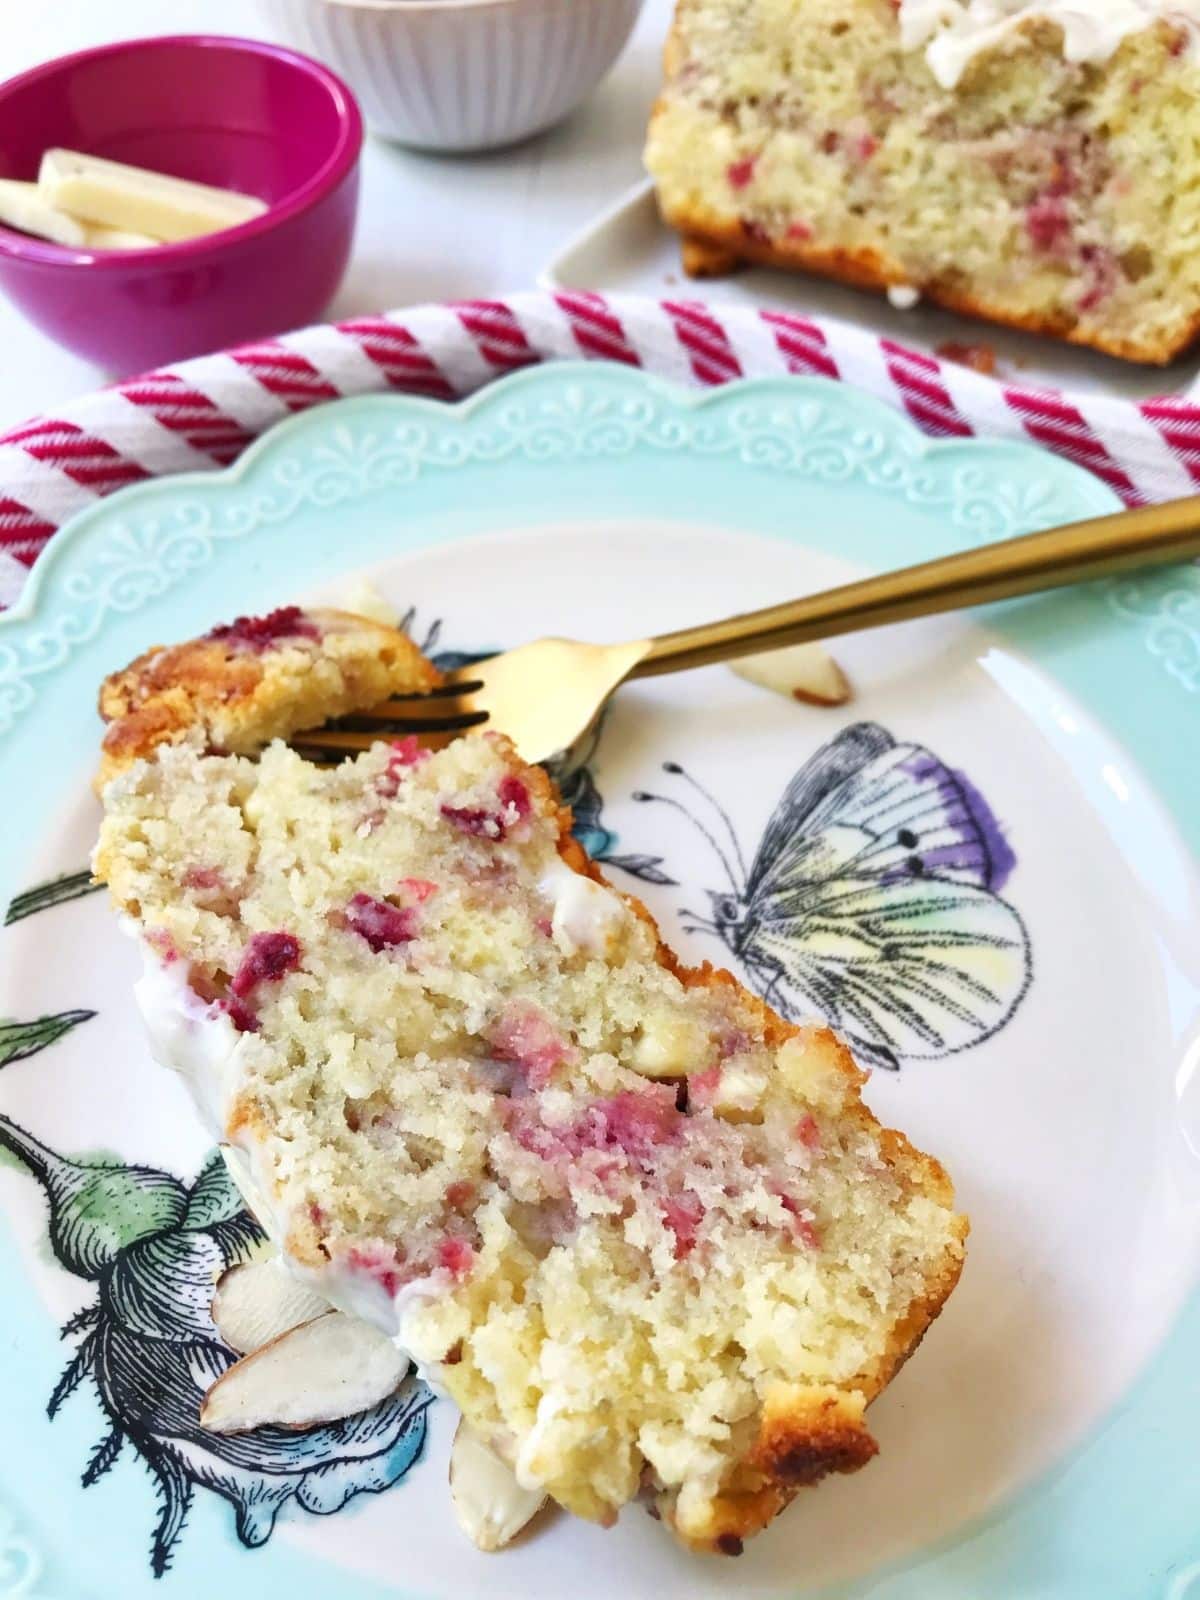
[1,364,1198,1600]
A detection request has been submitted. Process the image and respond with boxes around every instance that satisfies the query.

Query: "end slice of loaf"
[96,604,439,791]
[96,697,966,1551]
[645,0,1200,364]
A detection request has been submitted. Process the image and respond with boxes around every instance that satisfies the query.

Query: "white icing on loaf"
[898,0,1199,86]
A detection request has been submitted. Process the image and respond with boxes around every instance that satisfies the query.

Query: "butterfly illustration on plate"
[627,721,1032,1070]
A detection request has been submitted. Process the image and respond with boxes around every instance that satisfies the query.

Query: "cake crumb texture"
[645,0,1200,363]
[97,728,966,1550]
[96,605,439,791]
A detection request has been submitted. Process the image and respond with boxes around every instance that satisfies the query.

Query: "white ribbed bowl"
[259,0,646,153]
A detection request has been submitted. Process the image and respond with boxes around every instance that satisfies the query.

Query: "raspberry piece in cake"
[96,709,966,1554]
[231,931,302,996]
[662,1191,706,1259]
[440,804,507,840]
[343,894,419,952]
[207,605,321,651]
[645,0,1200,363]
[440,775,530,841]
[795,1111,823,1150]
[438,1237,476,1278]
[487,1000,576,1092]
[377,736,431,798]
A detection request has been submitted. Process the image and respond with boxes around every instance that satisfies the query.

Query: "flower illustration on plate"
[0,1010,431,1578]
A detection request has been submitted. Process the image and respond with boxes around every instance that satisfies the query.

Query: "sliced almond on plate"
[731,641,851,707]
[449,1418,548,1551]
[211,1259,333,1355]
[201,1311,408,1433]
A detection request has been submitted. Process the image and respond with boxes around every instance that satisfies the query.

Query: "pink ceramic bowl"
[0,35,363,374]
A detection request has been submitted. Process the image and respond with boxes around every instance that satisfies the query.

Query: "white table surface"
[0,0,670,434]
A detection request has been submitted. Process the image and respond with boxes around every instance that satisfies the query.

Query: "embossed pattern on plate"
[1,366,1198,1600]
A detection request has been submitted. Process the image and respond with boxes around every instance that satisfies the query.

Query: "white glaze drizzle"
[128,927,449,1385]
[897,0,1200,86]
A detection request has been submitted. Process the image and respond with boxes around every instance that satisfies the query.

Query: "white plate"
[2,368,1198,1599]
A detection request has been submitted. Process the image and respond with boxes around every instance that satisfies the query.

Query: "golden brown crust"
[680,234,743,279]
[95,606,440,792]
[752,1383,879,1486]
[560,789,967,1551]
[658,1384,879,1552]
[663,201,1198,366]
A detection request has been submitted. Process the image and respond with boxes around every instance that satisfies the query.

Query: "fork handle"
[628,494,1200,677]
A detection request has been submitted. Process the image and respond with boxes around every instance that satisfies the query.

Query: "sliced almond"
[449,1419,547,1551]
[731,642,851,707]
[201,1311,408,1433]
[211,1259,333,1355]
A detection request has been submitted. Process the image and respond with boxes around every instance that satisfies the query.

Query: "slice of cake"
[96,604,439,790]
[645,0,1200,363]
[95,683,966,1551]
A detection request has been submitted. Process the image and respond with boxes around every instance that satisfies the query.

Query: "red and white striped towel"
[3,290,1198,610]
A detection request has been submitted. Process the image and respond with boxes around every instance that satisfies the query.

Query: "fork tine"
[378,679,485,704]
[288,668,491,761]
[289,729,396,754]
[335,685,485,726]
[289,716,484,757]
[332,708,490,734]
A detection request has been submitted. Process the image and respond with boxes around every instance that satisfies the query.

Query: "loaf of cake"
[96,604,439,790]
[645,0,1200,364]
[94,614,966,1554]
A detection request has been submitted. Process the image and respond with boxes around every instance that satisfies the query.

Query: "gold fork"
[289,496,1200,768]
